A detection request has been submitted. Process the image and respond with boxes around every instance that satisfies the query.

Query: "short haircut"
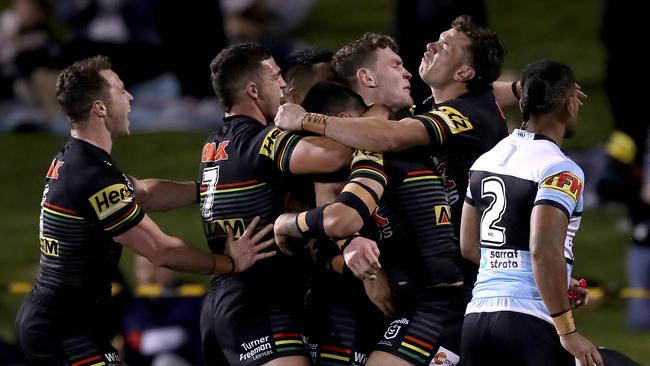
[302,81,368,116]
[283,47,334,90]
[451,15,505,93]
[520,60,575,122]
[56,55,112,122]
[333,33,399,87]
[210,43,271,111]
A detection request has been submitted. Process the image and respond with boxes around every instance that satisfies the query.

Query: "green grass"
[2,0,650,363]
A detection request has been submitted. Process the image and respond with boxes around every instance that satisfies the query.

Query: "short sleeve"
[535,160,585,219]
[86,171,144,236]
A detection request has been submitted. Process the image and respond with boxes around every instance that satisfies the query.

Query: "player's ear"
[454,65,475,82]
[92,100,107,118]
[357,68,376,87]
[246,81,259,100]
[338,112,351,118]
[287,87,301,104]
[565,88,579,119]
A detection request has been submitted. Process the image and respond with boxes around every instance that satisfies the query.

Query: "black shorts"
[304,274,387,366]
[462,311,574,366]
[15,294,122,366]
[374,286,466,366]
[200,274,309,366]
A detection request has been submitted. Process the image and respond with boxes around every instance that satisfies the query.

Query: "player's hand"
[343,236,381,280]
[225,216,276,272]
[568,278,589,309]
[560,332,603,366]
[576,83,587,107]
[273,213,303,256]
[274,103,307,131]
[363,269,394,317]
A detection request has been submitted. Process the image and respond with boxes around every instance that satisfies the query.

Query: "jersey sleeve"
[412,104,477,148]
[256,126,305,172]
[465,170,475,206]
[348,149,388,188]
[85,169,144,236]
[535,160,585,219]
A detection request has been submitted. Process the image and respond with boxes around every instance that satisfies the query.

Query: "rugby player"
[14,55,274,366]
[459,59,603,366]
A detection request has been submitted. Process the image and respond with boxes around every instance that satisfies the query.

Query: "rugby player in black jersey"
[276,16,508,289]
[199,44,381,366]
[14,55,275,366]
[275,82,466,366]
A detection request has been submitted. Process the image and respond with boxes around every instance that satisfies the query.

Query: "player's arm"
[115,215,275,274]
[460,201,481,264]
[258,126,352,175]
[288,136,353,174]
[132,178,198,212]
[274,103,429,152]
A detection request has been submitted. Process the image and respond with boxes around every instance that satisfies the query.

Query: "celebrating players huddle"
[15,15,610,366]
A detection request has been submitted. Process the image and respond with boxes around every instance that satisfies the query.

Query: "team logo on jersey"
[434,205,452,225]
[89,183,133,220]
[46,159,64,179]
[351,149,383,166]
[540,171,583,202]
[203,218,245,239]
[431,106,473,134]
[260,127,290,159]
[202,141,230,162]
[40,234,59,256]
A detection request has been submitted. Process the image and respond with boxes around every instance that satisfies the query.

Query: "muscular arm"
[460,202,481,264]
[530,204,571,315]
[115,215,275,274]
[133,178,197,212]
[275,103,429,152]
[115,215,231,274]
[493,80,519,107]
[289,136,353,174]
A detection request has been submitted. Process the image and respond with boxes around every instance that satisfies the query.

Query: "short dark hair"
[283,47,334,90]
[451,15,505,93]
[520,60,575,122]
[210,43,271,111]
[302,81,367,116]
[333,33,399,87]
[56,55,112,122]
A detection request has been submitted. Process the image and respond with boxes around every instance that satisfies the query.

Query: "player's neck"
[524,115,565,147]
[431,83,467,104]
[70,118,113,154]
[227,102,268,125]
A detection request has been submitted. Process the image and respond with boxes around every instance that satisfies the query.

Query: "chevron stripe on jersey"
[465,129,584,324]
[350,148,462,286]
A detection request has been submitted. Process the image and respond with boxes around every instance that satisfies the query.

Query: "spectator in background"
[220,0,316,61]
[121,255,203,366]
[0,0,64,126]
[596,0,650,331]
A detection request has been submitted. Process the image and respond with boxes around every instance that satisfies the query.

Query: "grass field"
[2,0,650,364]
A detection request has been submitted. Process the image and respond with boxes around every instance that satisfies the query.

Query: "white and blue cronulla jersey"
[464,129,584,324]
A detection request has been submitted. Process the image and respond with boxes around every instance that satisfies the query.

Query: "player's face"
[282,61,335,105]
[257,58,286,120]
[370,47,413,111]
[101,69,133,138]
[419,28,472,88]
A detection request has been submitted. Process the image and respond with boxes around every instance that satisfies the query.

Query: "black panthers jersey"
[198,115,306,279]
[412,91,508,238]
[349,148,463,287]
[35,138,144,304]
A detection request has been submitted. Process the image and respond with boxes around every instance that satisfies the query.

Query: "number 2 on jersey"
[480,177,506,246]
